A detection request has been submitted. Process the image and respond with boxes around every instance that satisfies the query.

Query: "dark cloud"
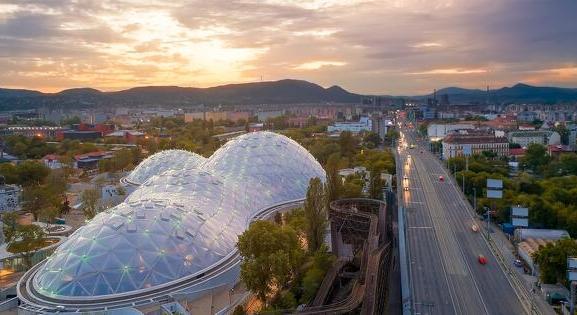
[1,0,576,93]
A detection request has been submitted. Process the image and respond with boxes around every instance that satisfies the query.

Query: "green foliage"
[300,247,334,304]
[273,291,298,309]
[1,211,19,243]
[98,148,139,173]
[369,171,384,199]
[384,128,400,145]
[3,135,57,159]
[362,132,381,148]
[22,184,62,221]
[6,224,47,268]
[324,153,342,204]
[339,131,358,159]
[139,118,222,156]
[238,221,304,302]
[285,207,306,235]
[303,178,327,253]
[353,149,395,175]
[340,175,364,198]
[533,239,577,284]
[553,124,570,145]
[232,305,247,315]
[81,188,101,220]
[0,160,50,187]
[522,143,550,174]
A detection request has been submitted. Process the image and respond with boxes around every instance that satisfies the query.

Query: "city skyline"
[1,0,576,95]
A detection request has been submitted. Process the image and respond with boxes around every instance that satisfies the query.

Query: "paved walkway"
[488,223,556,315]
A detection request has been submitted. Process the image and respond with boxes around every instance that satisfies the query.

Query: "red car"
[478,255,488,265]
[439,175,444,182]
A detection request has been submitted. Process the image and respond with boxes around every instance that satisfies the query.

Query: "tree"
[340,176,364,198]
[81,188,101,219]
[553,124,569,145]
[232,305,246,315]
[368,171,384,200]
[533,238,577,284]
[22,185,60,221]
[363,132,381,148]
[339,131,357,158]
[324,153,342,204]
[1,211,19,243]
[15,161,50,186]
[303,178,327,253]
[522,143,549,174]
[237,221,304,303]
[7,224,46,269]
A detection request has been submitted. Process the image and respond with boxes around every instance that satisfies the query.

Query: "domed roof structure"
[124,150,206,185]
[28,132,325,301]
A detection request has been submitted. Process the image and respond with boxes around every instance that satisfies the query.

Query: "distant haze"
[0,0,576,94]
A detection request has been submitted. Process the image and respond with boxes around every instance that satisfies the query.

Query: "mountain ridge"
[1,80,577,110]
[0,79,361,110]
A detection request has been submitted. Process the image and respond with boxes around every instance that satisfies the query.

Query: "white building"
[427,123,474,141]
[442,133,509,159]
[508,130,561,147]
[371,116,391,140]
[0,182,21,213]
[328,116,372,134]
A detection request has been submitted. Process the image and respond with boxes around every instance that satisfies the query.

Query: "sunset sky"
[0,0,576,95]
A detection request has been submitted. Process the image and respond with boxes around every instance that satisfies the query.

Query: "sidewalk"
[488,224,557,315]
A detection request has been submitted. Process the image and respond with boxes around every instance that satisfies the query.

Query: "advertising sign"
[487,179,503,189]
[512,207,529,217]
[487,189,503,199]
[512,218,529,227]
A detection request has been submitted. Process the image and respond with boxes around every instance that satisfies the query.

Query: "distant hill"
[0,79,361,110]
[421,83,577,104]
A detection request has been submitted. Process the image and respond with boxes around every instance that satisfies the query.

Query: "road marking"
[408,226,433,229]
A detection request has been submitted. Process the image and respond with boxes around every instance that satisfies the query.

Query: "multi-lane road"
[397,125,527,315]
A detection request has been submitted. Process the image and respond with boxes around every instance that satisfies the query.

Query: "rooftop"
[443,134,508,144]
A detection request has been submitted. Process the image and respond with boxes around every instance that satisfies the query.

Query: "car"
[439,175,444,182]
[513,259,523,267]
[471,224,479,232]
[478,255,488,265]
[404,186,409,191]
[403,175,408,181]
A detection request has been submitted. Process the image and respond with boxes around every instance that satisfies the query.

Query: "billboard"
[568,257,577,269]
[512,218,529,227]
[568,271,577,281]
[512,207,529,217]
[487,189,503,199]
[487,179,503,189]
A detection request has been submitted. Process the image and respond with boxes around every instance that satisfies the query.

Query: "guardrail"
[395,151,412,315]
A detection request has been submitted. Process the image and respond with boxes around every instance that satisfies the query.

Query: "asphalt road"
[398,127,525,315]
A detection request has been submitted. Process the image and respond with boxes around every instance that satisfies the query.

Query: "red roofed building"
[548,144,574,159]
[73,151,113,169]
[509,148,526,158]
